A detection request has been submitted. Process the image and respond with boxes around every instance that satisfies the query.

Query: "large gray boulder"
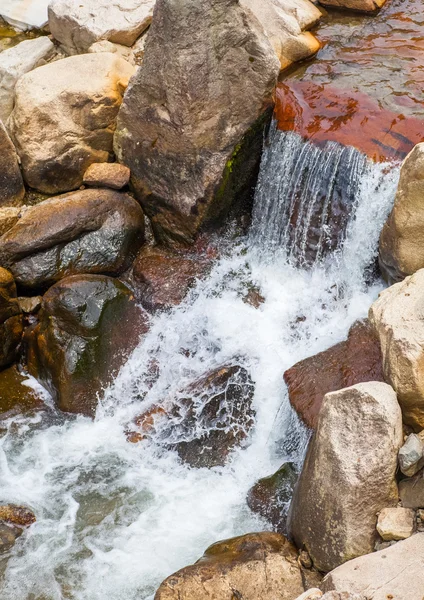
[0,189,144,290]
[288,382,403,573]
[0,121,24,207]
[114,0,281,246]
[8,53,135,194]
[48,0,155,55]
[321,533,424,599]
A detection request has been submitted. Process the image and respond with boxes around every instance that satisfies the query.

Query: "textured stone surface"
[321,533,424,599]
[0,189,144,291]
[284,319,384,429]
[0,37,54,124]
[0,267,22,368]
[398,433,424,476]
[399,474,424,509]
[49,0,155,54]
[318,0,386,12]
[376,507,415,541]
[9,53,135,194]
[83,162,130,190]
[154,532,304,600]
[288,382,403,572]
[379,144,424,283]
[0,207,21,236]
[26,275,150,416]
[0,122,24,208]
[114,0,280,246]
[369,269,424,430]
[0,365,44,417]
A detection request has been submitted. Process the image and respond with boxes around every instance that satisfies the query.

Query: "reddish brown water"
[275,0,424,161]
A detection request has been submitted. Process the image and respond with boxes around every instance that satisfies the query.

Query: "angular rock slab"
[26,275,150,416]
[288,382,403,573]
[376,507,415,541]
[0,189,144,291]
[49,0,155,55]
[0,122,24,207]
[369,269,424,430]
[321,533,424,600]
[114,0,280,246]
[379,143,424,283]
[154,532,304,600]
[8,53,135,194]
[0,0,49,29]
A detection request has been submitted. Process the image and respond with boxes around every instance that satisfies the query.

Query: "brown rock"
[129,364,255,468]
[288,382,403,573]
[0,121,24,208]
[0,267,22,368]
[0,189,145,291]
[0,207,21,237]
[132,246,210,312]
[17,296,42,314]
[83,162,131,190]
[0,365,44,417]
[26,275,150,416]
[376,507,415,541]
[154,532,304,600]
[0,504,36,555]
[284,319,383,429]
[318,0,386,12]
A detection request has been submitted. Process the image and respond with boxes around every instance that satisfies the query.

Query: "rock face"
[369,269,424,430]
[247,463,298,533]
[130,365,255,467]
[26,275,150,416]
[379,144,424,283]
[288,382,403,573]
[8,53,135,194]
[0,37,55,124]
[0,207,21,236]
[83,162,130,190]
[154,532,304,600]
[49,0,155,55]
[321,533,424,600]
[114,0,280,246]
[0,365,44,417]
[0,189,144,291]
[284,320,384,429]
[0,122,25,208]
[318,0,386,12]
[132,247,209,311]
[0,267,22,368]
[399,474,424,509]
[240,0,320,71]
[376,507,415,541]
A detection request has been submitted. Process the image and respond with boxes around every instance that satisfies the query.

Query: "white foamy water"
[0,138,399,600]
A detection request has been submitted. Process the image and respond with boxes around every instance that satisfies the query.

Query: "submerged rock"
[130,365,255,468]
[154,532,304,600]
[0,504,36,555]
[0,267,22,368]
[284,319,384,429]
[288,382,402,572]
[247,463,298,533]
[26,275,150,416]
[8,53,135,194]
[0,189,144,291]
[114,0,280,246]
[0,122,24,208]
[321,533,424,599]
[369,269,424,430]
[49,0,155,55]
[379,143,424,283]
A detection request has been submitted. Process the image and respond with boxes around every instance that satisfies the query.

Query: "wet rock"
[399,474,424,509]
[288,382,403,572]
[8,53,135,194]
[114,0,280,246]
[247,462,298,533]
[318,0,386,11]
[321,533,424,599]
[243,287,265,308]
[83,162,131,190]
[0,207,21,236]
[154,532,304,600]
[0,523,22,554]
[49,0,155,55]
[369,269,424,430]
[284,319,384,429]
[0,189,144,291]
[398,433,424,477]
[380,144,424,283]
[26,275,150,416]
[132,246,209,312]
[17,296,42,314]
[130,365,255,468]
[0,37,55,124]
[0,267,22,368]
[0,504,36,555]
[0,365,44,416]
[0,122,24,208]
[376,507,415,541]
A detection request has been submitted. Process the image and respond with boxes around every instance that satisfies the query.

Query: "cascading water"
[0,129,400,599]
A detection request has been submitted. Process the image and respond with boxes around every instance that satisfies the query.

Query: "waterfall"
[0,126,400,600]
[251,125,382,267]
